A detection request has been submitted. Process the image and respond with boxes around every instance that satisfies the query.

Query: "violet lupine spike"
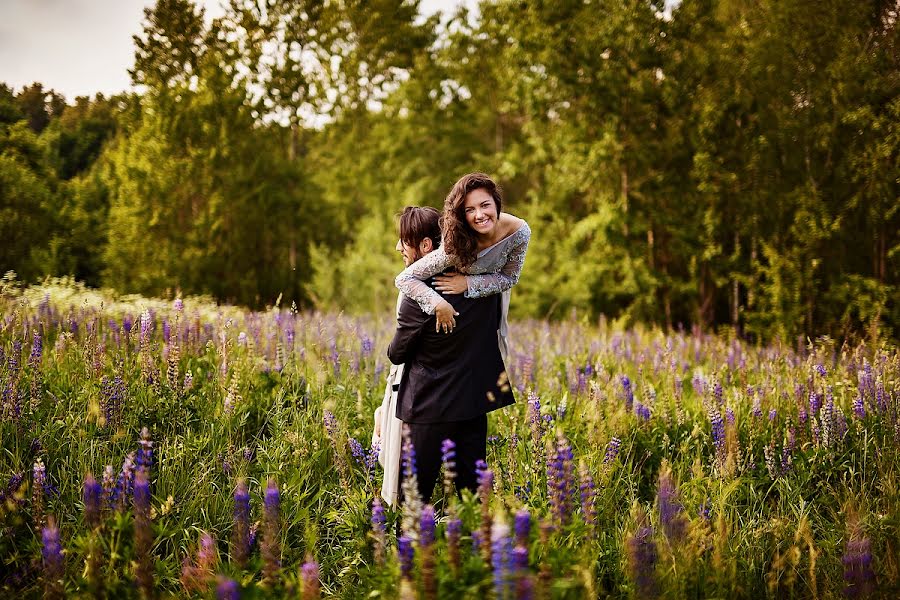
[476,460,494,562]
[83,474,102,529]
[371,496,386,565]
[420,505,435,547]
[133,468,154,595]
[441,439,457,494]
[398,535,414,581]
[261,479,281,582]
[626,525,658,598]
[579,468,597,531]
[657,470,686,542]
[29,331,42,367]
[548,434,575,527]
[491,522,513,600]
[604,437,622,464]
[136,427,153,472]
[419,505,437,598]
[514,508,531,547]
[41,516,64,597]
[620,375,634,413]
[216,577,240,600]
[842,534,875,598]
[301,558,321,600]
[447,517,462,572]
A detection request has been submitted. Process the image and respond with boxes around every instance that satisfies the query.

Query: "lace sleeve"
[394,247,454,314]
[465,222,531,298]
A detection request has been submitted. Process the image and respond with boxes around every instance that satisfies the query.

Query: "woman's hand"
[434,273,468,295]
[435,299,459,333]
[373,406,383,438]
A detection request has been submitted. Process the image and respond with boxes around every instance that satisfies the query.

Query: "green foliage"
[1,281,899,597]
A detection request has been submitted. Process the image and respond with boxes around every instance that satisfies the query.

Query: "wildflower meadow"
[0,277,897,598]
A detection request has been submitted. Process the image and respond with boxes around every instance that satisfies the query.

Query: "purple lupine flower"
[447,517,462,571]
[100,374,125,429]
[232,480,250,568]
[635,401,651,421]
[261,479,281,581]
[476,460,495,562]
[604,437,622,464]
[815,364,827,377]
[420,505,435,547]
[527,394,543,444]
[626,525,658,598]
[360,335,373,357]
[398,536,414,580]
[29,331,42,367]
[83,474,102,528]
[513,545,533,600]
[476,460,493,495]
[843,534,875,597]
[751,388,762,419]
[725,407,735,425]
[237,332,247,347]
[853,395,865,419]
[621,376,634,413]
[111,452,136,510]
[491,522,513,600]
[136,427,153,472]
[579,468,597,530]
[769,408,777,421]
[32,458,46,527]
[122,315,133,335]
[133,468,153,594]
[809,390,823,417]
[708,380,721,407]
[216,577,240,600]
[348,437,366,468]
[323,411,338,438]
[441,439,457,493]
[420,505,437,597]
[41,517,63,592]
[173,298,184,312]
[514,509,531,547]
[548,433,575,527]
[162,319,171,343]
[101,465,114,509]
[183,371,193,391]
[371,496,386,565]
[301,558,320,599]
[698,499,711,520]
[657,470,685,542]
[708,407,725,458]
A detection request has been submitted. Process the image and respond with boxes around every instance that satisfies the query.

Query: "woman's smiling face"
[463,188,499,237]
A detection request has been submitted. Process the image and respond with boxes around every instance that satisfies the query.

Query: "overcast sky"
[0,0,476,100]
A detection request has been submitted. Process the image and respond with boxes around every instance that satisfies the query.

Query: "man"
[373,206,442,507]
[387,258,514,504]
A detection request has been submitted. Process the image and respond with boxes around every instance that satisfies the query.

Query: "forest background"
[1,0,898,343]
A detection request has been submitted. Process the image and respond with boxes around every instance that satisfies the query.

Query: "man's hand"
[434,273,467,295]
[435,299,459,333]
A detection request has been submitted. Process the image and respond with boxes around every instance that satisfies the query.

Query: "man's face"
[396,239,418,267]
[396,237,433,267]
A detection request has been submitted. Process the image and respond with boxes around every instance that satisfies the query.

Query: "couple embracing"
[372,172,531,507]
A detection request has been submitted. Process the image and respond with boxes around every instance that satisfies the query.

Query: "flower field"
[1,277,898,598]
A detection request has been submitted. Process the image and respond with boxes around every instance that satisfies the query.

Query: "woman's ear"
[419,237,434,255]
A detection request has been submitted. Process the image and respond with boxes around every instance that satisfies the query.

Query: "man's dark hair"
[399,206,442,250]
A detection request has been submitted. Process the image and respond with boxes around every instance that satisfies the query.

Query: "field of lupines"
[1,276,898,598]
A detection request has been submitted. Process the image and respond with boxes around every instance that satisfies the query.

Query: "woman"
[379,172,530,505]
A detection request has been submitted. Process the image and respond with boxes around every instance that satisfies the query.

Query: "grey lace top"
[394,220,531,315]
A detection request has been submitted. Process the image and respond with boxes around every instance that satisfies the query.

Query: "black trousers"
[399,414,488,505]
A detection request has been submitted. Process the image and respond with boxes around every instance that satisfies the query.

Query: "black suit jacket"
[387,285,515,424]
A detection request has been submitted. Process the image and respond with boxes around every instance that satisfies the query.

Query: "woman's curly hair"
[441,172,503,269]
